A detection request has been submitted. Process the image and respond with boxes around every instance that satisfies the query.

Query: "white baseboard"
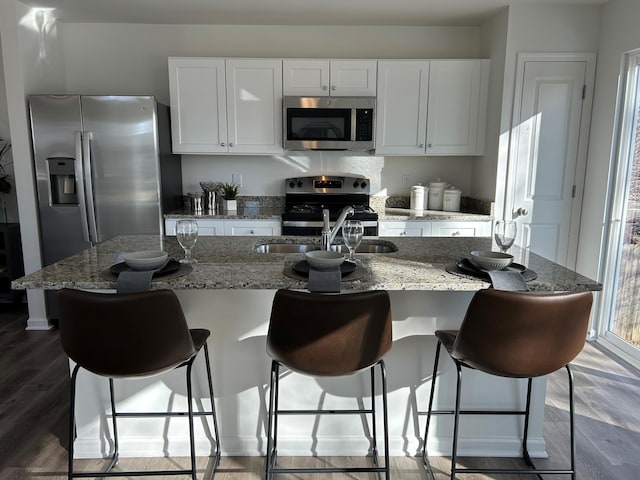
[72,434,547,459]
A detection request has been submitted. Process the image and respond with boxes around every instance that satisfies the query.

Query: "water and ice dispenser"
[47,157,78,205]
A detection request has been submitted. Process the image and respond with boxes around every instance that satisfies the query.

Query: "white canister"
[443,186,462,212]
[428,180,448,211]
[410,185,425,211]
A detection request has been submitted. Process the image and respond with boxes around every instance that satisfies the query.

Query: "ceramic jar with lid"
[443,186,462,212]
[410,185,425,211]
[428,179,449,211]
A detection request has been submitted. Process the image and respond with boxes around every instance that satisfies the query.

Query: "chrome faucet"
[321,206,355,250]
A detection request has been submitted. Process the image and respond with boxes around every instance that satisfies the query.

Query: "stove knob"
[289,181,296,188]
[296,180,303,188]
[353,181,360,188]
[360,181,367,189]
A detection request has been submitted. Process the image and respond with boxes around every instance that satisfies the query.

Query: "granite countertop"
[12,235,601,293]
[164,207,282,220]
[379,208,493,222]
[165,207,492,222]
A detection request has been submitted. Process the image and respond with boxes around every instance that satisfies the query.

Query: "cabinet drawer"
[165,219,224,236]
[223,220,282,236]
[431,221,491,237]
[378,221,431,237]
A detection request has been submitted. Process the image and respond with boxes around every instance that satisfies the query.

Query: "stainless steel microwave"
[283,96,375,151]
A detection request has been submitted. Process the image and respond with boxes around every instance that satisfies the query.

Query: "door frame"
[595,48,640,369]
[502,52,596,270]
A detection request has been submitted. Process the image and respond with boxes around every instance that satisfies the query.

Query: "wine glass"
[176,219,198,263]
[342,220,364,263]
[494,220,517,253]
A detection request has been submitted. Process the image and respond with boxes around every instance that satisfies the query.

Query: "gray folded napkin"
[308,267,341,293]
[116,259,170,293]
[487,270,530,291]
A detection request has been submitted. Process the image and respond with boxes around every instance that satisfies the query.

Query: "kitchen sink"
[253,240,398,254]
[253,243,321,253]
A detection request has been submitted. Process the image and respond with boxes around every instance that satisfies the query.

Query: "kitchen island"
[13,235,600,460]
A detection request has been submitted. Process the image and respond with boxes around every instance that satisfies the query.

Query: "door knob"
[515,207,528,217]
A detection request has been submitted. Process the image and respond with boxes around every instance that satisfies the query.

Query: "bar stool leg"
[265,360,279,480]
[450,362,463,480]
[68,364,80,480]
[186,361,198,480]
[203,342,221,473]
[422,339,442,477]
[370,365,378,458]
[379,359,390,480]
[567,364,577,480]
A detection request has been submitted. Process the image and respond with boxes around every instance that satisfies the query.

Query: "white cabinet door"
[226,59,283,154]
[165,219,225,237]
[329,60,377,96]
[168,57,227,153]
[283,60,330,96]
[375,60,429,155]
[426,60,489,155]
[224,220,282,236]
[283,60,377,97]
[431,221,492,237]
[378,220,431,237]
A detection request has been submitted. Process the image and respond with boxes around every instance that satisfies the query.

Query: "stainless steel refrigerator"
[29,95,182,317]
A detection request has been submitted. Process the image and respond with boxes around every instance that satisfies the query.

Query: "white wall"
[578,0,640,280]
[0,0,67,328]
[55,23,487,198]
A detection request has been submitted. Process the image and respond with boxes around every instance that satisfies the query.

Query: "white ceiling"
[18,0,608,26]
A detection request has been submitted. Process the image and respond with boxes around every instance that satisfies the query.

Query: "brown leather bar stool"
[422,289,593,479]
[57,288,221,480]
[265,289,393,479]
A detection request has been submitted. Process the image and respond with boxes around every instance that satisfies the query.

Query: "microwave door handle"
[350,109,357,141]
[81,131,99,244]
[74,131,92,243]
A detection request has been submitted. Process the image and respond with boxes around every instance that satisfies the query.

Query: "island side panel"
[69,289,547,458]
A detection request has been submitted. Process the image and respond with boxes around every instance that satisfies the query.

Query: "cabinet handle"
[229,143,234,147]
[452,231,461,236]
[250,229,255,234]
[323,85,328,91]
[428,143,433,148]
[419,144,425,149]
[220,142,225,147]
[331,85,337,91]
[400,231,406,236]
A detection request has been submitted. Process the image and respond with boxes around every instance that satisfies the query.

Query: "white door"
[168,57,227,153]
[283,60,330,96]
[225,59,283,154]
[426,60,489,155]
[329,60,378,96]
[375,60,429,155]
[507,54,595,269]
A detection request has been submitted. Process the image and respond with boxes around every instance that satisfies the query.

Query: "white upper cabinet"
[375,59,489,156]
[168,57,227,153]
[168,57,283,155]
[426,60,489,156]
[283,60,377,96]
[375,60,429,155]
[225,59,283,154]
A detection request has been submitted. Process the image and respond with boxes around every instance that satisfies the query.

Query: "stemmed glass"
[176,219,198,264]
[342,220,364,263]
[494,220,517,253]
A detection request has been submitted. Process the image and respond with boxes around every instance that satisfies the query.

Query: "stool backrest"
[452,289,593,378]
[58,288,196,378]
[267,289,392,376]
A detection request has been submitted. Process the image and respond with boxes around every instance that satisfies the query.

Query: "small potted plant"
[221,183,239,212]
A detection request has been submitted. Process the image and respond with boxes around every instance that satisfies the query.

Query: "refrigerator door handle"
[81,131,99,244]
[74,131,92,244]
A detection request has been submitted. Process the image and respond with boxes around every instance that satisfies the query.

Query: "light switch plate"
[232,173,243,187]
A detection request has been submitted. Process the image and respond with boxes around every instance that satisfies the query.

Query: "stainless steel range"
[281,175,379,236]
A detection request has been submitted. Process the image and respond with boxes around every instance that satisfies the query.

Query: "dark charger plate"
[110,259,181,277]
[457,258,537,282]
[292,260,357,277]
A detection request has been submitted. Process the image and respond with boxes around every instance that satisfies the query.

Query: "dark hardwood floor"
[1,303,640,479]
